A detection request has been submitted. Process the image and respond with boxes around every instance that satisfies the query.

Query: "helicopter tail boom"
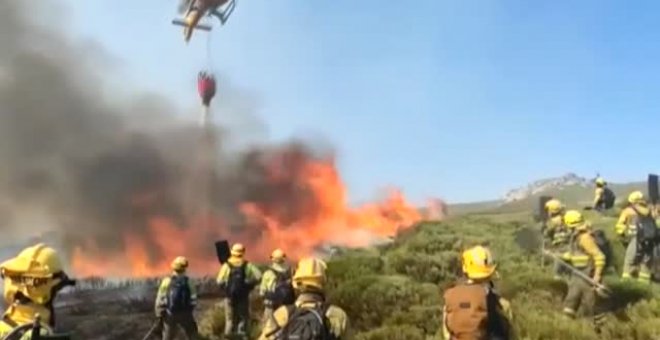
[172,19,212,31]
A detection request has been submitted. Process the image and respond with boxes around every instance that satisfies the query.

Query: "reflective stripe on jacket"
[563,231,605,276]
[154,272,198,314]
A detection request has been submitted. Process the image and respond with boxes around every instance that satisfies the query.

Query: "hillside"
[491,181,646,214]
[307,211,660,340]
[447,175,647,216]
[503,173,591,202]
[46,205,660,340]
[9,174,657,339]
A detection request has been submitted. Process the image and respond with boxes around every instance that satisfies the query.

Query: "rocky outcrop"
[503,173,589,202]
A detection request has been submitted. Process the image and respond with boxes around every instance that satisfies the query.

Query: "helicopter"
[172,0,237,43]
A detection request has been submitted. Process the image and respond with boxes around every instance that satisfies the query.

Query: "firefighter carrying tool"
[216,243,262,339]
[544,210,609,333]
[0,244,75,340]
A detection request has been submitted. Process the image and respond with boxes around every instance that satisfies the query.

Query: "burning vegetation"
[0,0,445,278]
[70,140,432,278]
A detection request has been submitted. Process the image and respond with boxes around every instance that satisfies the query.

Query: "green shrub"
[198,302,225,339]
[353,325,426,340]
[184,215,660,339]
[368,216,657,338]
[326,251,385,290]
[328,275,420,331]
[385,250,458,284]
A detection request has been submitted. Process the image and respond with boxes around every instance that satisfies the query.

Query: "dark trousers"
[162,312,199,340]
[224,298,250,339]
[563,274,606,330]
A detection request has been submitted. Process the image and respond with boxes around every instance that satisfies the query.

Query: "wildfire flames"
[0,1,447,280]
[69,146,438,278]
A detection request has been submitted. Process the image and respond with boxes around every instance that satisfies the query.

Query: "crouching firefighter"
[616,191,659,283]
[259,249,295,324]
[0,243,75,340]
[593,177,615,212]
[155,256,199,340]
[561,210,608,332]
[216,243,262,339]
[259,257,349,340]
[442,246,512,340]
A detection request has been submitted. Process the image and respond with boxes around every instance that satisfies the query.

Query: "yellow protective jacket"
[0,302,53,339]
[562,231,605,278]
[259,262,292,298]
[154,272,198,316]
[593,187,605,206]
[545,214,569,246]
[216,256,262,288]
[615,204,657,237]
[259,292,348,339]
[441,280,512,340]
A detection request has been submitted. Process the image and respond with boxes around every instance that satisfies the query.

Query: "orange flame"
[70,155,440,278]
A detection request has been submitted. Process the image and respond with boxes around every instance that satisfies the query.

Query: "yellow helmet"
[0,243,66,306]
[0,243,63,278]
[595,177,606,186]
[544,199,564,214]
[563,209,588,230]
[628,191,645,205]
[231,243,245,257]
[271,248,286,262]
[292,257,327,290]
[461,246,496,280]
[171,256,188,271]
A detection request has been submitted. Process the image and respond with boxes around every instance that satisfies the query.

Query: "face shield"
[0,244,75,307]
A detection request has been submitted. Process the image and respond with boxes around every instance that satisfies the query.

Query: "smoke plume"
[0,1,428,277]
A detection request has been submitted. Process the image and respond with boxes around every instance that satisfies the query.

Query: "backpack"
[603,188,616,209]
[226,262,248,299]
[631,206,660,249]
[591,229,613,268]
[443,283,509,340]
[269,268,296,309]
[166,275,192,313]
[276,303,332,340]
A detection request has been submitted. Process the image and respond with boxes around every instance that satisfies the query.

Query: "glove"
[595,285,610,298]
[617,233,627,244]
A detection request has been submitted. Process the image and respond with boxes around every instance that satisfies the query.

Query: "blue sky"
[59,0,660,203]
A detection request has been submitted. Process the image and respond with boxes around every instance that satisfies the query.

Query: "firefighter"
[615,191,657,283]
[593,178,607,210]
[543,199,570,279]
[259,257,348,340]
[593,177,616,212]
[442,245,512,340]
[216,243,262,339]
[259,249,294,324]
[155,256,199,340]
[561,210,607,332]
[0,243,75,339]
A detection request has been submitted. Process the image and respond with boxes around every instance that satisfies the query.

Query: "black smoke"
[0,0,334,269]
